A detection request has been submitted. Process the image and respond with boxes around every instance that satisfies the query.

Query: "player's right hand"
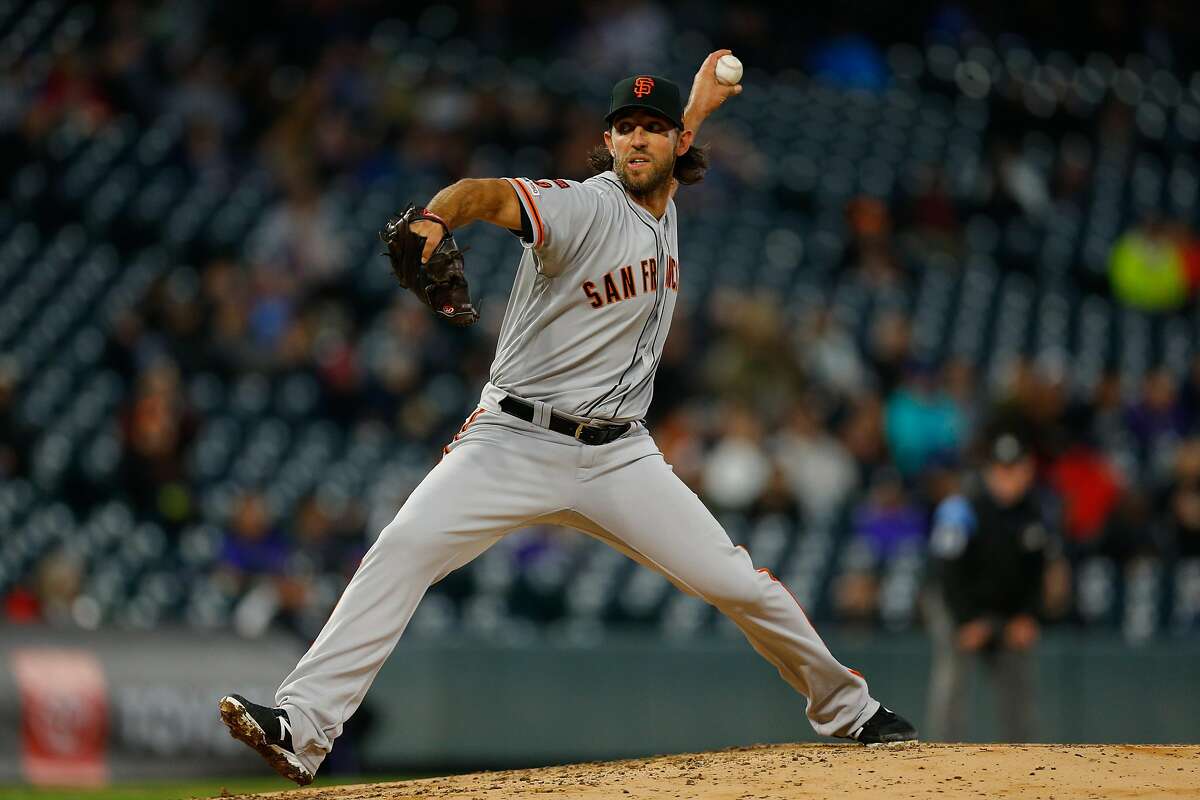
[683,49,743,133]
[410,219,445,263]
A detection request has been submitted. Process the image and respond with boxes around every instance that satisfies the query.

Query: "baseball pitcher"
[219,51,917,785]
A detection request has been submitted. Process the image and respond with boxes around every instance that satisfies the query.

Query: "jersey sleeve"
[503,177,603,277]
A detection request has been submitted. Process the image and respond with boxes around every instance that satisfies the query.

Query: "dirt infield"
[224,744,1199,800]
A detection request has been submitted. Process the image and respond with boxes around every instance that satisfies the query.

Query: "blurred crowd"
[3,1,1200,636]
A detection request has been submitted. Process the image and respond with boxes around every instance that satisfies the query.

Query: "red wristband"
[420,209,449,229]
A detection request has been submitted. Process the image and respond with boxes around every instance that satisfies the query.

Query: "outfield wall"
[362,631,1200,768]
[0,628,302,784]
[2,628,1197,783]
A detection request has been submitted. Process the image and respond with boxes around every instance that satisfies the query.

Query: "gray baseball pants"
[276,408,879,775]
[924,592,1036,741]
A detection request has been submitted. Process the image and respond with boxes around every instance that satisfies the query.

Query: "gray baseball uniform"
[273,171,880,776]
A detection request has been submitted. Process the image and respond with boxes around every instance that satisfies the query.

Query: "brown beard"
[614,153,675,197]
[588,142,709,186]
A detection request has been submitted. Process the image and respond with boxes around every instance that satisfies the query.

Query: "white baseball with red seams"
[715,54,743,85]
[270,171,882,779]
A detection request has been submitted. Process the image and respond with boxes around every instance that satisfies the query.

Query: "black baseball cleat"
[847,705,919,745]
[218,694,314,786]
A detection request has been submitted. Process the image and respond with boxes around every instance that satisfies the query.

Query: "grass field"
[0,775,418,800]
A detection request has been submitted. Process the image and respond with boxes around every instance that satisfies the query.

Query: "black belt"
[499,396,632,446]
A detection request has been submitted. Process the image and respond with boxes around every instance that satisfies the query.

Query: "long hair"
[587,140,709,185]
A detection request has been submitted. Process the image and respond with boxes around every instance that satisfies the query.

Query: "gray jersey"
[269,179,884,786]
[479,172,681,423]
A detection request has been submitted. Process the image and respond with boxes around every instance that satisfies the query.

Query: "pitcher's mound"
[224,743,1199,799]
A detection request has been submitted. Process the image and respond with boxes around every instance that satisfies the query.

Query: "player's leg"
[569,451,882,739]
[271,416,574,776]
[923,592,969,741]
[992,646,1035,742]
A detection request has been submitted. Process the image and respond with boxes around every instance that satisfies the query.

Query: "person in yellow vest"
[1109,218,1191,312]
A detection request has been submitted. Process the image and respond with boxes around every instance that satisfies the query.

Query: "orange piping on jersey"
[755,566,809,616]
[752,564,842,655]
[510,179,546,248]
[442,407,487,457]
[733,544,826,637]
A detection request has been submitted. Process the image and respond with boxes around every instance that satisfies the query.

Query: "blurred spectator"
[250,173,347,288]
[908,165,962,254]
[992,141,1051,220]
[833,548,879,625]
[800,309,869,398]
[702,404,772,512]
[0,359,33,479]
[119,360,198,528]
[1051,134,1093,207]
[840,393,889,479]
[926,427,1055,742]
[1100,487,1163,564]
[183,118,235,185]
[920,450,964,510]
[702,290,799,411]
[853,468,925,562]
[290,492,365,579]
[245,492,370,639]
[1046,430,1123,555]
[201,260,280,373]
[219,490,291,583]
[167,51,241,138]
[572,1,671,73]
[941,358,979,438]
[217,488,304,637]
[34,549,85,626]
[773,399,858,526]
[845,197,904,289]
[3,581,41,624]
[1124,368,1188,470]
[1084,371,1131,457]
[654,406,707,492]
[1181,227,1200,294]
[885,363,965,478]
[867,312,912,396]
[104,312,148,382]
[28,51,112,134]
[1163,439,1200,558]
[1109,218,1193,312]
[1184,356,1200,432]
[152,268,209,373]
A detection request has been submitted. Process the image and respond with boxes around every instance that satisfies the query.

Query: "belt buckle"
[574,421,587,440]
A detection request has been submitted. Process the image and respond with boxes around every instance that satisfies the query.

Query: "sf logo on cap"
[633,76,655,97]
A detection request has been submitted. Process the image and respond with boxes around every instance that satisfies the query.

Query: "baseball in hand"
[715,54,743,86]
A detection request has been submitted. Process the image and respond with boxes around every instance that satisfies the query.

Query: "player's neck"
[628,185,671,220]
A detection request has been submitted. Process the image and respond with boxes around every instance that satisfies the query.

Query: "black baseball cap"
[605,75,684,130]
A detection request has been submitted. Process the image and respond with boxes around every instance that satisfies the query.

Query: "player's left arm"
[409,178,525,262]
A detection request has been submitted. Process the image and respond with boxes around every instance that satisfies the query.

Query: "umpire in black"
[924,425,1054,741]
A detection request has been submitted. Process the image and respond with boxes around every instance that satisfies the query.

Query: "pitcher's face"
[605,110,683,197]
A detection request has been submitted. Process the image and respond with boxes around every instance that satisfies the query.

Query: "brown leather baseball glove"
[379,205,479,327]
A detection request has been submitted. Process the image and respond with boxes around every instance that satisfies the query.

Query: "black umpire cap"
[605,75,684,130]
[987,430,1031,465]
